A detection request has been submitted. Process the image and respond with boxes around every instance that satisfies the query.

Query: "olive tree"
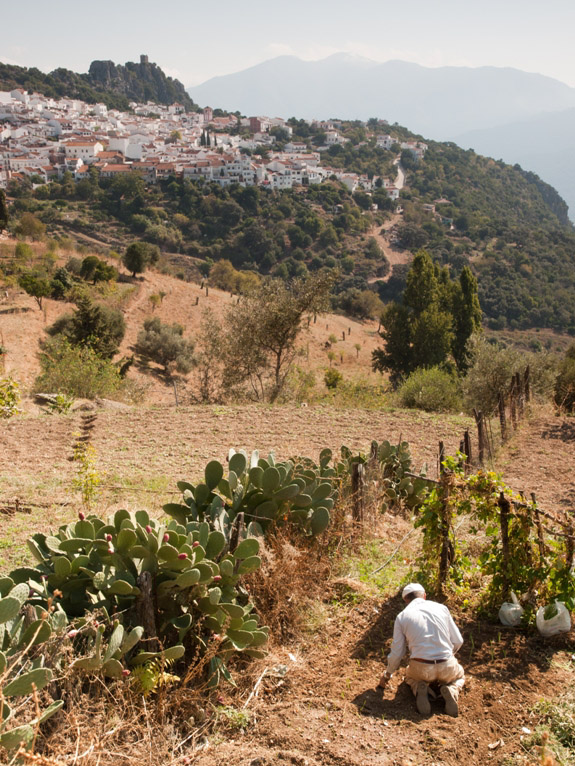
[219,272,333,402]
[135,317,195,377]
[122,241,160,278]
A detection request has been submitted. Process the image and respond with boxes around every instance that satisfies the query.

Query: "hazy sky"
[2,0,574,88]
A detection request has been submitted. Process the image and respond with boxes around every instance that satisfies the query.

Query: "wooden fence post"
[529,493,548,569]
[498,392,507,442]
[509,378,517,431]
[229,511,245,553]
[498,492,511,597]
[516,372,524,419]
[438,472,451,596]
[351,462,365,525]
[463,429,472,471]
[369,440,378,470]
[137,572,158,651]
[524,365,531,404]
[473,409,485,465]
[566,521,575,571]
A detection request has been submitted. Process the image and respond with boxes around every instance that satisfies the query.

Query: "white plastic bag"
[499,592,524,627]
[536,601,571,637]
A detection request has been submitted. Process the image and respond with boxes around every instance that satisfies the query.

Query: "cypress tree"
[372,249,482,382]
[0,190,9,233]
[451,266,482,372]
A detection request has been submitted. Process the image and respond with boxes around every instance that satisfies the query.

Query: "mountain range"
[188,53,575,217]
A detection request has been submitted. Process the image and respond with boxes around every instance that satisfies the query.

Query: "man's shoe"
[415,682,431,715]
[440,685,459,717]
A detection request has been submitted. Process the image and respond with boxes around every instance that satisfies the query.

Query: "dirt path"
[367,216,411,284]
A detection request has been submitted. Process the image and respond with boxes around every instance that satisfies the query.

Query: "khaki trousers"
[404,657,465,699]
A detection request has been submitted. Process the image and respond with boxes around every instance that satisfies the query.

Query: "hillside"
[0,238,382,406]
[0,57,195,111]
[397,141,575,330]
[188,53,575,222]
[8,117,575,331]
[456,107,575,221]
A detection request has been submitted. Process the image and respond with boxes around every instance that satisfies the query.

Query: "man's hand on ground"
[377,673,390,690]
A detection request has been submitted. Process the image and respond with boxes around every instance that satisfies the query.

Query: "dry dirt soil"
[193,597,573,766]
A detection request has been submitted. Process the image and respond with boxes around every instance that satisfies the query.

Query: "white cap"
[402,583,425,599]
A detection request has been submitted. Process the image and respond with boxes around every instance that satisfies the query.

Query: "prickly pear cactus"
[19,508,269,684]
[164,448,338,539]
[377,440,428,512]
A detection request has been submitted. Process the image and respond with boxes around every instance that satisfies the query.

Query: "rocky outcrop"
[88,59,194,109]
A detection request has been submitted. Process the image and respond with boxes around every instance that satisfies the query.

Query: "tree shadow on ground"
[541,420,575,443]
[350,591,404,662]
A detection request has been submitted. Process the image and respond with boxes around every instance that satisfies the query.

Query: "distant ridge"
[188,54,575,137]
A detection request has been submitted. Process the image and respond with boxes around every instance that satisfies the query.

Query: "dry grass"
[246,528,334,645]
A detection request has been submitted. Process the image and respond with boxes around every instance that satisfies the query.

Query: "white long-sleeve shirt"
[386,597,463,676]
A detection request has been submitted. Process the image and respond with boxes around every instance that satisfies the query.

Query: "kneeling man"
[378,583,465,717]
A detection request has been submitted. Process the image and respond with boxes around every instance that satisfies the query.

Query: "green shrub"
[47,293,125,359]
[278,365,316,403]
[47,392,75,414]
[14,242,33,262]
[324,378,388,409]
[80,255,118,284]
[324,368,343,389]
[0,377,21,418]
[397,366,462,413]
[34,339,123,399]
